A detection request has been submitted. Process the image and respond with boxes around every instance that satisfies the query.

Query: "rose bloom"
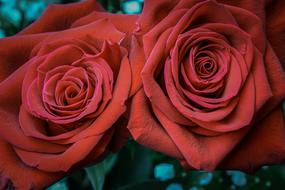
[0,0,138,189]
[128,0,285,172]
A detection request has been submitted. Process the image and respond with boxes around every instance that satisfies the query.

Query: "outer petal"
[35,18,126,46]
[72,12,138,36]
[0,34,49,82]
[255,44,285,119]
[0,139,63,190]
[137,0,179,34]
[127,89,184,158]
[265,0,285,68]
[142,29,194,126]
[217,0,266,21]
[219,106,285,172]
[19,0,104,35]
[129,36,145,96]
[0,13,124,83]
[217,0,285,68]
[0,65,67,154]
[15,135,105,172]
[154,105,251,171]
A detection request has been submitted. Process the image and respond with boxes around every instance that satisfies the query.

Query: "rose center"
[65,85,79,99]
[194,54,217,79]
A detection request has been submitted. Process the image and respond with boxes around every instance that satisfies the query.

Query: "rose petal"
[142,28,195,126]
[142,9,188,58]
[127,89,184,158]
[34,37,102,57]
[0,34,48,81]
[217,0,265,20]
[19,105,90,143]
[165,1,238,52]
[137,0,179,34]
[59,50,131,143]
[152,105,249,171]
[256,44,285,118]
[35,18,126,47]
[72,12,138,36]
[191,74,255,132]
[266,0,285,68]
[219,106,285,172]
[0,139,63,189]
[15,135,103,172]
[225,5,266,52]
[0,107,68,154]
[37,45,84,73]
[0,65,67,153]
[19,0,104,35]
[129,36,145,96]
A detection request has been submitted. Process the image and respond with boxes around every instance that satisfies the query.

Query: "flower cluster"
[0,0,285,189]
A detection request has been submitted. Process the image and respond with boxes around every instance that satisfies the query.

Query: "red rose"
[0,0,138,189]
[128,0,285,172]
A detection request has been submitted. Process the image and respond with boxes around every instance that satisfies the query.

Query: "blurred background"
[1,0,285,190]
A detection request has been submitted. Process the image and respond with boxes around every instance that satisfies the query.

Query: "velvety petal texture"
[128,0,285,172]
[0,0,136,189]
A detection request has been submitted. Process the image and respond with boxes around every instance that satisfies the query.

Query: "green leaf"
[47,179,69,190]
[85,153,118,190]
[104,141,153,189]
